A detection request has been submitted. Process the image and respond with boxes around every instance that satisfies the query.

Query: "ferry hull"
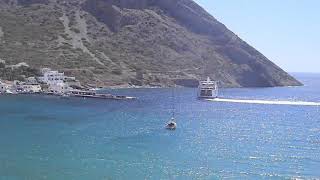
[198,96,218,99]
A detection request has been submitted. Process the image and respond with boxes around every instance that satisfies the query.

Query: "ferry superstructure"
[197,77,218,99]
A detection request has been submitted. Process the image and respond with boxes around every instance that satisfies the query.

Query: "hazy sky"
[194,0,320,73]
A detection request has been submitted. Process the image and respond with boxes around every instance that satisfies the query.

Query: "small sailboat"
[5,89,14,94]
[166,87,177,130]
[166,118,177,130]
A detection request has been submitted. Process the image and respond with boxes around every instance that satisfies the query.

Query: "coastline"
[100,83,304,90]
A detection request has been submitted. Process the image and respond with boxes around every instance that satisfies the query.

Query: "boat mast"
[171,85,175,119]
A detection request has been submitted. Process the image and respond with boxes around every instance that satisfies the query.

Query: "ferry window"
[200,90,206,96]
[200,90,212,96]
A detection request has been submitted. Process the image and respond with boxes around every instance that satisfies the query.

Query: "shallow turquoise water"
[0,73,320,179]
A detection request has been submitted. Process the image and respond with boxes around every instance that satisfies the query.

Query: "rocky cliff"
[0,0,302,87]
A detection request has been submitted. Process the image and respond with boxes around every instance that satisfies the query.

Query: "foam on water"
[209,98,320,106]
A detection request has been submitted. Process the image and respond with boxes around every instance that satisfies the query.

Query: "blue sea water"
[0,73,320,180]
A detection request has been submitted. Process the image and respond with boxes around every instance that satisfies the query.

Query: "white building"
[39,68,66,85]
[65,76,81,88]
[26,77,38,84]
[48,83,70,94]
[40,68,51,74]
[13,80,24,92]
[0,81,7,93]
[13,81,42,93]
[22,84,42,93]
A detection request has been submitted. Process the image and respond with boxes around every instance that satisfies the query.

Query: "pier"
[67,90,136,100]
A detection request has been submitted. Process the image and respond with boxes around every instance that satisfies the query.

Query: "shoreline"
[97,84,303,90]
[0,92,137,100]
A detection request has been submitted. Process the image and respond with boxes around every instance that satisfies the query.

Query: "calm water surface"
[0,73,319,179]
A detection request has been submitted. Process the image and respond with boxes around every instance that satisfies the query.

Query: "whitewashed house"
[48,82,70,94]
[22,84,42,93]
[39,68,66,85]
[40,68,51,74]
[65,76,81,88]
[13,80,42,93]
[26,77,38,84]
[0,81,7,93]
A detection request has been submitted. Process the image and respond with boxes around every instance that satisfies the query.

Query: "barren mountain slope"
[0,0,302,87]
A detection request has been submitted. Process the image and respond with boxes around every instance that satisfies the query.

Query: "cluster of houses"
[0,68,136,100]
[0,68,81,95]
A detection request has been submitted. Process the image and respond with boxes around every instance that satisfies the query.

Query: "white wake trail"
[208,98,320,106]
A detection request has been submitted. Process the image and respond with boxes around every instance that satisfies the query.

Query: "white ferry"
[197,77,218,99]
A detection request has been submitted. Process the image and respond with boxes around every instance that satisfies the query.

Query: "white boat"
[5,89,15,94]
[197,77,218,99]
[60,94,70,99]
[89,88,102,91]
[166,118,177,130]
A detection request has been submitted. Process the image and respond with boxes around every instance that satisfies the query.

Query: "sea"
[0,73,319,180]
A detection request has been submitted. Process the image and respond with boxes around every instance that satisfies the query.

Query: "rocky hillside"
[0,0,302,87]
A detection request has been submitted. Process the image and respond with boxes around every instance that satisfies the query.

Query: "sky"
[194,0,320,73]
